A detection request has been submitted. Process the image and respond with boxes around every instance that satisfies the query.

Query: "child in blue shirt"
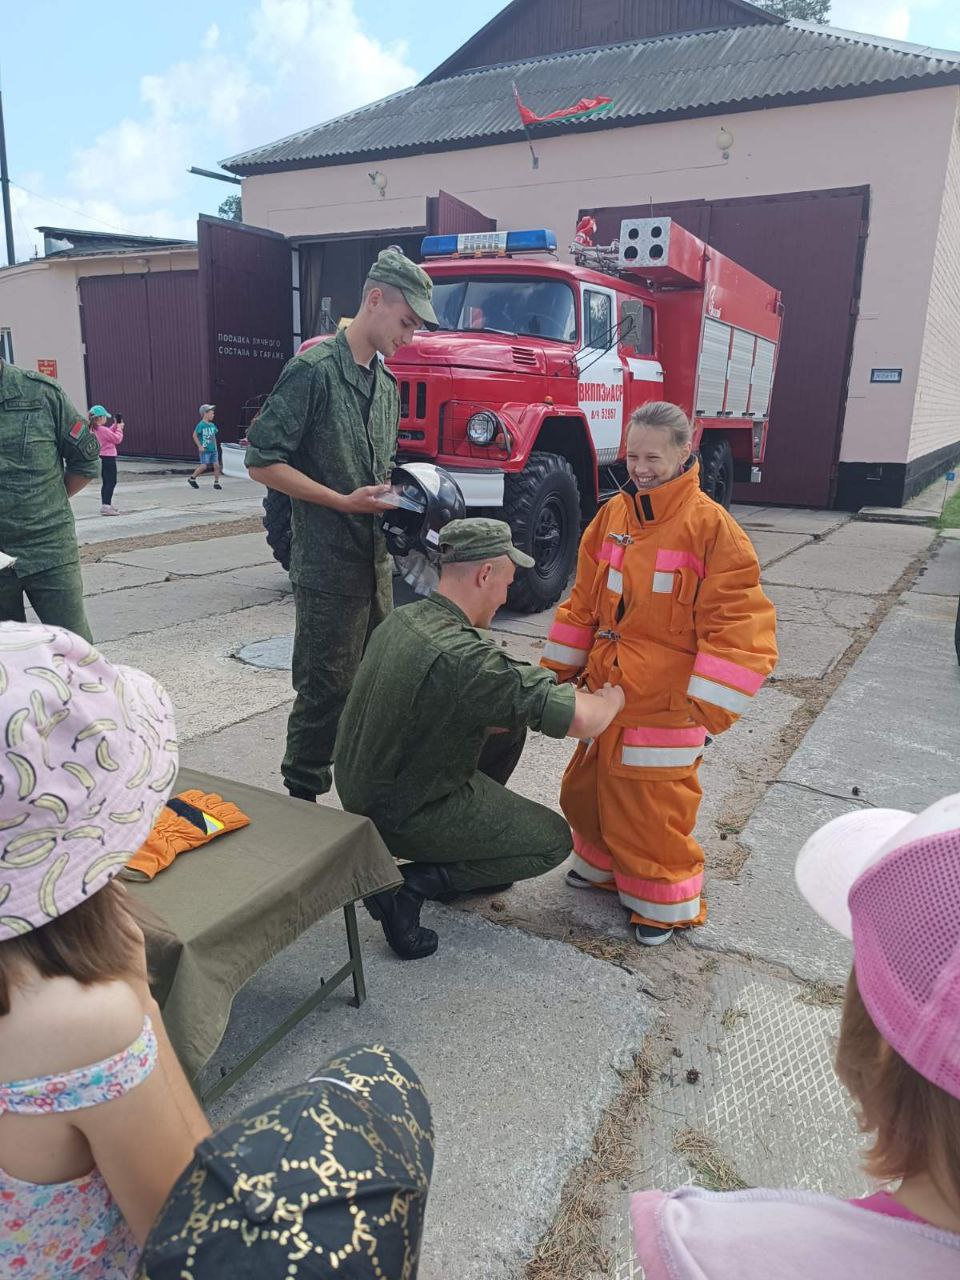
[188,404,222,490]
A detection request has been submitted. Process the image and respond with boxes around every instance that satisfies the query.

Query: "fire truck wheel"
[503,452,580,614]
[263,488,292,573]
[698,435,735,509]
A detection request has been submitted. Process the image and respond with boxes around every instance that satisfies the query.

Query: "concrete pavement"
[73,464,263,545]
[58,478,957,1278]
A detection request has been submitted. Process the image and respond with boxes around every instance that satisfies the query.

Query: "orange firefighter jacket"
[541,461,778,771]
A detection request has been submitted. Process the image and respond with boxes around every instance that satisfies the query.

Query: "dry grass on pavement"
[672,1128,750,1193]
[525,1051,656,1280]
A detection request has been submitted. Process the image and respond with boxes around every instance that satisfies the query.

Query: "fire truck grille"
[399,380,428,421]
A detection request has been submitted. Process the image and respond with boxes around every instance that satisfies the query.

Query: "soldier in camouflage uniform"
[246,249,439,801]
[0,359,100,642]
[335,519,625,960]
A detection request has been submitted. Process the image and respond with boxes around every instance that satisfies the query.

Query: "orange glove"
[122,790,250,882]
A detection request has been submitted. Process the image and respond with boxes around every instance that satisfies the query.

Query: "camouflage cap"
[366,247,439,330]
[439,518,534,569]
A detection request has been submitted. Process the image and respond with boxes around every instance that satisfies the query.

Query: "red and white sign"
[36,359,58,379]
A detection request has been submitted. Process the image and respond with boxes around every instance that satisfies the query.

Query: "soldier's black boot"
[286,785,317,803]
[400,862,455,900]
[403,862,512,901]
[364,885,438,960]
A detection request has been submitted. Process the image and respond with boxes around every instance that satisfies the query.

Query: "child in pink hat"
[0,622,209,1278]
[631,795,960,1279]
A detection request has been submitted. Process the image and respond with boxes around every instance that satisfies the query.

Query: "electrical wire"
[12,200,32,256]
[8,180,136,235]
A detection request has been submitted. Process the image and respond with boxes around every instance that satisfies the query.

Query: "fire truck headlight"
[467,411,500,445]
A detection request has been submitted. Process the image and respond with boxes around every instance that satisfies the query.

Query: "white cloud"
[828,1,960,45]
[9,0,417,262]
[9,179,197,263]
[828,2,911,39]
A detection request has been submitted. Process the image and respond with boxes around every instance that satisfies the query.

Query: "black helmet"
[381,463,466,559]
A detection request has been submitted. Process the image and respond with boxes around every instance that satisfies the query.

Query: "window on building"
[0,328,12,364]
[584,290,612,348]
[620,302,655,356]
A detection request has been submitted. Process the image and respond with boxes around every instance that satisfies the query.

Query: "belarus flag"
[512,83,614,126]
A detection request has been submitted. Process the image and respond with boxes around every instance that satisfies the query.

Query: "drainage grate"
[610,968,869,1280]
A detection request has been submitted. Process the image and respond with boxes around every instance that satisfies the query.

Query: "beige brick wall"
[909,93,960,463]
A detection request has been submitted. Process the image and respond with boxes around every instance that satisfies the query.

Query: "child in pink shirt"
[89,404,124,515]
[632,796,960,1279]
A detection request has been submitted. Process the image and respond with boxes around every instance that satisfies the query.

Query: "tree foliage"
[218,194,242,222]
[753,0,830,21]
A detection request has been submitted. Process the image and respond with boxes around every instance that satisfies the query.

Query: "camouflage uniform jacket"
[0,361,100,576]
[244,331,400,595]
[335,592,576,829]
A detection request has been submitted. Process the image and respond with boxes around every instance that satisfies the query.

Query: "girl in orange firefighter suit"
[541,402,778,945]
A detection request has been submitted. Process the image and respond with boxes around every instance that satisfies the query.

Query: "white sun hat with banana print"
[0,622,178,939]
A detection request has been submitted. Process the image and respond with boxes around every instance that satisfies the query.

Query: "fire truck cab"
[384,219,782,611]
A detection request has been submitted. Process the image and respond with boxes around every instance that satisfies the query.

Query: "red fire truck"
[264,217,783,613]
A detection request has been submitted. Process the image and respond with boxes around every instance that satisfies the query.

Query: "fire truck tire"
[698,435,735,509]
[262,489,292,573]
[503,452,580,614]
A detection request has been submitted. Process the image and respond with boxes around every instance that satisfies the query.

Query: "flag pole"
[512,82,540,171]
[0,83,16,267]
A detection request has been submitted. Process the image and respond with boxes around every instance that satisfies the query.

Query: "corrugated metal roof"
[422,0,782,84]
[222,22,960,173]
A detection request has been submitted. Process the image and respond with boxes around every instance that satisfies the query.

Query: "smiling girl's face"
[625,423,691,490]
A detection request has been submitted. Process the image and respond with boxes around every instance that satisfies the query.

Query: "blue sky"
[2,0,959,260]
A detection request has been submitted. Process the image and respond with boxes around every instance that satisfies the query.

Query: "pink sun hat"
[0,622,178,939]
[795,793,960,1101]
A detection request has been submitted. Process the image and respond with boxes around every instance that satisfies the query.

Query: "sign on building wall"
[870,367,903,384]
[36,358,58,378]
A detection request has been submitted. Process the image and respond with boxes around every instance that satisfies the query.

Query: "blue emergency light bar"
[420,229,557,258]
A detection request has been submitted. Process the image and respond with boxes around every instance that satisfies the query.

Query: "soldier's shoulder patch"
[297,338,337,367]
[69,420,85,439]
[79,433,100,460]
[463,623,496,645]
[22,368,55,385]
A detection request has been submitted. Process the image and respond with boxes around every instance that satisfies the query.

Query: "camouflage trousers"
[0,562,92,643]
[283,572,392,796]
[376,727,572,892]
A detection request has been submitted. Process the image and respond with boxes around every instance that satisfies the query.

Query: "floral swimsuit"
[0,1017,157,1278]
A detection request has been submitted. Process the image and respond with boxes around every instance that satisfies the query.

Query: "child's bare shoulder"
[0,974,144,1081]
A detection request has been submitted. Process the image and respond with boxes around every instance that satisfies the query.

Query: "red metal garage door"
[79,271,205,458]
[197,215,293,442]
[427,190,496,235]
[585,188,869,507]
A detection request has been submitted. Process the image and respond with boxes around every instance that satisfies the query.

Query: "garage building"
[221,0,960,509]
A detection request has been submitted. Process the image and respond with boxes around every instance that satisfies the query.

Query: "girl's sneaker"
[635,923,675,947]
[566,868,598,889]
[100,504,119,516]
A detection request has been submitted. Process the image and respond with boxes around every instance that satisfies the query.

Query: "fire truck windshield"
[431,277,578,343]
